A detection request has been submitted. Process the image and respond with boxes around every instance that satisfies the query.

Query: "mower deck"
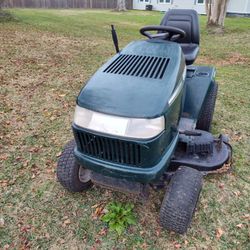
[170,131,232,171]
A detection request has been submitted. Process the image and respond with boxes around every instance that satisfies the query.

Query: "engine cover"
[77,39,186,118]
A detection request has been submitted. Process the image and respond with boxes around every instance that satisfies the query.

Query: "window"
[196,0,204,4]
[139,0,150,3]
[159,0,171,4]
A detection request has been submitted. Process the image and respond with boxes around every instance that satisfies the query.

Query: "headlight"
[74,106,165,139]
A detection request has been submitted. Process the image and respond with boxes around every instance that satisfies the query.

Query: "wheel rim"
[78,166,91,183]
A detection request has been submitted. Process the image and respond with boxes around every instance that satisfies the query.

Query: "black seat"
[160,9,200,65]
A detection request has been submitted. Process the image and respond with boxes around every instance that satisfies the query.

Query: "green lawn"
[0,9,250,249]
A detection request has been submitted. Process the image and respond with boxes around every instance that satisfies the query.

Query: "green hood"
[77,39,185,118]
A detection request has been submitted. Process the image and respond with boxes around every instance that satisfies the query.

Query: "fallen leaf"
[95,239,101,244]
[98,228,107,236]
[141,243,148,250]
[91,203,101,209]
[140,230,145,235]
[63,219,71,225]
[3,244,10,250]
[233,191,241,197]
[156,228,161,237]
[242,214,250,220]
[0,180,9,187]
[56,152,62,157]
[236,223,243,229]
[0,154,9,160]
[91,203,105,220]
[93,206,104,218]
[216,228,224,239]
[174,243,181,249]
[45,233,50,239]
[59,239,65,244]
[20,225,31,233]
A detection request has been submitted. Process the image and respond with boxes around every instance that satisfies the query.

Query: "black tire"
[57,140,92,192]
[196,82,218,132]
[159,166,203,234]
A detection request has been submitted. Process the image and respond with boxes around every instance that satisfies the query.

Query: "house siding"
[133,0,206,14]
[133,0,250,15]
[227,0,249,14]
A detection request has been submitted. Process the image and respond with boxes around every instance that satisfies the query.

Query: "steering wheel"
[140,25,186,41]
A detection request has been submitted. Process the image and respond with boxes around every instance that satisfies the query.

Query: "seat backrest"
[160,9,200,45]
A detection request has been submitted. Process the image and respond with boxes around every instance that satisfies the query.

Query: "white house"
[133,0,250,16]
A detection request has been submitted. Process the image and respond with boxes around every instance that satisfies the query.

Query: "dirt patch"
[197,52,250,66]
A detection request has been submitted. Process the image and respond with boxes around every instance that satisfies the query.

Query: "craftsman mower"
[57,9,232,234]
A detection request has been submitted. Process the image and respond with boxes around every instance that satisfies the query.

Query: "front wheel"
[57,140,92,192]
[159,166,203,234]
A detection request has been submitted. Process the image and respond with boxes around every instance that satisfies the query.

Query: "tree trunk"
[0,0,5,9]
[116,0,126,11]
[205,0,229,31]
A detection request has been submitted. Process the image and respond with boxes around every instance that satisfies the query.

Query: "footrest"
[91,172,148,197]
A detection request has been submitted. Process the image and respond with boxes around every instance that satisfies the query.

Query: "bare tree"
[206,0,229,31]
[116,0,127,11]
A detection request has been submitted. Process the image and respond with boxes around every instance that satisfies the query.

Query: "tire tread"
[57,140,92,192]
[160,167,203,234]
[196,82,218,132]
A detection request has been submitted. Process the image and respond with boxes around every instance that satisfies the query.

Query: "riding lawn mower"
[57,9,232,234]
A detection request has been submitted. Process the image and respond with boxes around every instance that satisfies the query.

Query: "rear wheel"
[159,166,203,234]
[57,140,92,192]
[196,82,218,132]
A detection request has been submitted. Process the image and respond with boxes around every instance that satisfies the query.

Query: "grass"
[0,8,250,249]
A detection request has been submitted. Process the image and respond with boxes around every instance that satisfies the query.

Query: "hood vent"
[103,54,170,79]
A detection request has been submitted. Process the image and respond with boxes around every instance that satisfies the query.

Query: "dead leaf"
[216,228,224,239]
[45,233,50,239]
[0,154,9,160]
[0,180,9,187]
[63,219,71,226]
[236,223,243,229]
[23,160,29,167]
[20,225,31,233]
[91,203,105,219]
[242,214,250,221]
[233,191,241,197]
[156,228,161,237]
[140,243,148,250]
[91,203,100,209]
[95,239,101,244]
[59,239,65,244]
[93,206,104,218]
[174,243,181,249]
[3,244,10,250]
[56,152,62,157]
[140,230,145,236]
[98,228,107,236]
